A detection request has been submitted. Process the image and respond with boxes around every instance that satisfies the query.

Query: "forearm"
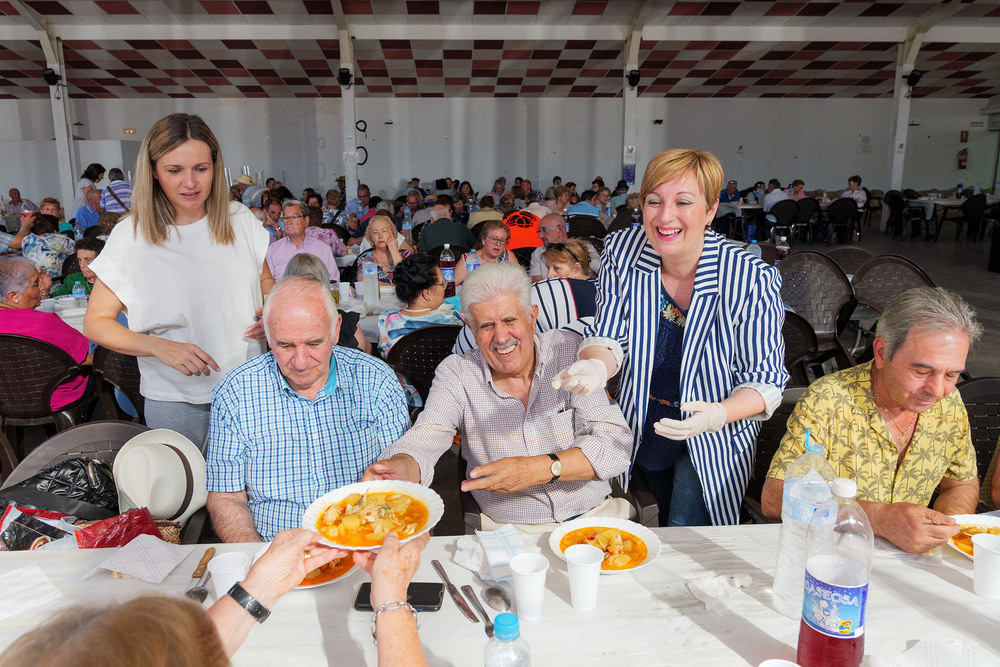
[579,344,619,378]
[760,477,784,520]
[546,447,595,483]
[84,312,161,358]
[720,387,767,423]
[375,609,427,667]
[208,492,263,543]
[932,481,979,515]
[857,500,892,540]
[207,594,260,658]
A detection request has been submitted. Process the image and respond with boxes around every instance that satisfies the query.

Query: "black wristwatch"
[547,453,563,483]
[227,582,271,623]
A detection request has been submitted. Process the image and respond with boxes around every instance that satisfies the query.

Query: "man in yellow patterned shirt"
[762,287,981,554]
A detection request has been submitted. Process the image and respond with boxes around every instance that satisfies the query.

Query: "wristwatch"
[547,453,563,483]
[227,582,271,623]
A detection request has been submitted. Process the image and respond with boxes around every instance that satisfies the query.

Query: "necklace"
[871,381,917,449]
[401,306,432,314]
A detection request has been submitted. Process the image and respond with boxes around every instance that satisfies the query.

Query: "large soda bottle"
[772,431,835,618]
[360,253,379,305]
[439,243,456,298]
[774,235,791,266]
[402,207,413,246]
[484,613,531,667]
[796,478,873,667]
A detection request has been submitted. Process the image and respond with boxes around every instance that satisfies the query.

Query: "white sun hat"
[113,429,208,526]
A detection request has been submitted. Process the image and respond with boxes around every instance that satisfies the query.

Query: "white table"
[1,525,997,666]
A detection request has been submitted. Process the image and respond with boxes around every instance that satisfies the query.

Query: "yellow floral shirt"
[767,362,976,506]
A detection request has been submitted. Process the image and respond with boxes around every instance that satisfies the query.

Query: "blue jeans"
[638,450,713,527]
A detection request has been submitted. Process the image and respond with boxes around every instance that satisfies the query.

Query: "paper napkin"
[454,524,540,582]
[85,534,193,584]
[0,564,63,620]
[870,639,995,666]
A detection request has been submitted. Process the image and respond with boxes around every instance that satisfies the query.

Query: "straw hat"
[234,175,256,186]
[113,429,207,525]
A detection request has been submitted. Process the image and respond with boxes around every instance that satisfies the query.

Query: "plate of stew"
[302,481,444,551]
[549,517,661,574]
[947,514,1000,560]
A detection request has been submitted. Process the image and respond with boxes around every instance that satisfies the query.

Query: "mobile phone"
[353,582,445,612]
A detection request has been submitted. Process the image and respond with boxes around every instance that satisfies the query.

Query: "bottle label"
[441,267,455,283]
[802,567,867,639]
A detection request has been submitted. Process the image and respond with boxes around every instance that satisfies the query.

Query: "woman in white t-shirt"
[85,114,273,449]
[71,163,105,215]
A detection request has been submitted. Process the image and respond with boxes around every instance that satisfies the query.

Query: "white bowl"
[549,517,661,574]
[302,480,444,551]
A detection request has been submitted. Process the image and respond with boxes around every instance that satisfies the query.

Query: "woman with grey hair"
[284,253,370,354]
[265,199,339,280]
[0,257,92,408]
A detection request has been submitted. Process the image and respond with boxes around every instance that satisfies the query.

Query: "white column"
[622,75,638,186]
[886,46,913,196]
[47,59,76,209]
[339,27,359,201]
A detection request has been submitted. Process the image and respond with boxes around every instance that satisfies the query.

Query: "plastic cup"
[758,661,801,667]
[207,552,250,600]
[564,544,603,611]
[972,533,1000,599]
[39,298,55,313]
[339,282,353,301]
[509,552,548,621]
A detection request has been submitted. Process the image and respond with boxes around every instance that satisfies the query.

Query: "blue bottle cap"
[493,612,520,640]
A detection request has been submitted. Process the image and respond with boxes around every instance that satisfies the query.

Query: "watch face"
[551,458,563,476]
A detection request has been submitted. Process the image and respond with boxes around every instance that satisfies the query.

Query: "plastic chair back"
[956,377,1000,507]
[93,346,145,422]
[384,325,463,404]
[823,247,875,277]
[851,255,934,312]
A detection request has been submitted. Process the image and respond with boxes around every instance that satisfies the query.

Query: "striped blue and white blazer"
[585,227,788,525]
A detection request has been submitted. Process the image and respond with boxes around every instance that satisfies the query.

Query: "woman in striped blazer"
[555,149,788,526]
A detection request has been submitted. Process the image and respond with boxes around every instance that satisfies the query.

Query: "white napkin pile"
[454,524,540,582]
[0,564,62,620]
[686,573,752,613]
[870,639,995,666]
[85,534,193,584]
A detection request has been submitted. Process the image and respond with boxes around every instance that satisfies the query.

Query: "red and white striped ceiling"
[0,1,998,99]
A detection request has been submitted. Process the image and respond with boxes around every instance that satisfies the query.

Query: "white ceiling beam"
[925,25,1000,44]
[642,24,909,43]
[347,23,626,41]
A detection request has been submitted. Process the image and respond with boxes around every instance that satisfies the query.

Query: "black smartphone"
[353,582,444,612]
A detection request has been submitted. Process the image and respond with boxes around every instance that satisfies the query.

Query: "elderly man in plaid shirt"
[206,276,410,542]
[366,262,633,532]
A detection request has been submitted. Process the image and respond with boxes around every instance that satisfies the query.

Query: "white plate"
[253,544,358,589]
[302,480,444,551]
[947,514,1000,560]
[548,517,661,574]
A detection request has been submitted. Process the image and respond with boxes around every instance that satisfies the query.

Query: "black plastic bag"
[0,458,118,520]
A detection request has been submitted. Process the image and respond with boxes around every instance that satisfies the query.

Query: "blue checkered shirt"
[206,346,410,540]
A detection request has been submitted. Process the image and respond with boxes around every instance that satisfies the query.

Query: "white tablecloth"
[0,525,997,665]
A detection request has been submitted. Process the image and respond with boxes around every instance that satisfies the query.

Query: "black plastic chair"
[0,334,96,458]
[384,324,463,405]
[510,246,534,270]
[0,431,17,485]
[825,197,859,245]
[783,312,818,387]
[945,193,987,243]
[796,197,821,244]
[567,215,607,239]
[61,253,80,278]
[768,199,799,244]
[93,346,145,423]
[955,377,1000,510]
[823,247,875,277]
[742,387,806,524]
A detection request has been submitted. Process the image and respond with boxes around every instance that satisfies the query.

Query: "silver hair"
[262,275,338,343]
[876,287,982,359]
[282,199,309,219]
[284,253,330,285]
[0,257,36,302]
[429,204,450,221]
[376,199,395,216]
[461,262,532,323]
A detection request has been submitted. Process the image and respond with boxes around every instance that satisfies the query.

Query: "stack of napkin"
[455,525,540,582]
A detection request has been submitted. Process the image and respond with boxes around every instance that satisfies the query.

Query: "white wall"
[0,95,995,200]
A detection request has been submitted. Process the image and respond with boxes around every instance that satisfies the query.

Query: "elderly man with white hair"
[364,262,632,531]
[205,276,409,542]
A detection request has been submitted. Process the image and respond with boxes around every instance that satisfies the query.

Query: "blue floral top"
[21,233,74,276]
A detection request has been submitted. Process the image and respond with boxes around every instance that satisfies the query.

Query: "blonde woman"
[358,215,412,285]
[85,113,273,449]
[454,219,511,286]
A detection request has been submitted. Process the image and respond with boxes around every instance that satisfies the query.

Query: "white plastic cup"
[758,661,801,667]
[207,552,250,601]
[39,298,55,313]
[972,533,1000,599]
[339,282,354,301]
[564,544,603,611]
[509,552,548,621]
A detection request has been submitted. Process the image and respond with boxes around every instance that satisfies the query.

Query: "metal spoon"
[482,585,511,612]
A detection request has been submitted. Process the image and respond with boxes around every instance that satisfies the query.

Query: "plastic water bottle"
[484,613,531,667]
[746,239,762,259]
[957,183,963,197]
[360,253,379,305]
[73,223,83,241]
[974,183,981,196]
[630,208,641,229]
[439,243,456,298]
[71,281,87,308]
[796,478,873,667]
[465,248,481,275]
[402,207,413,246]
[775,236,791,265]
[772,431,836,618]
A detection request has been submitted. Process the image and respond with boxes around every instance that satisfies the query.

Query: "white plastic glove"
[653,401,727,440]
[551,359,608,396]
